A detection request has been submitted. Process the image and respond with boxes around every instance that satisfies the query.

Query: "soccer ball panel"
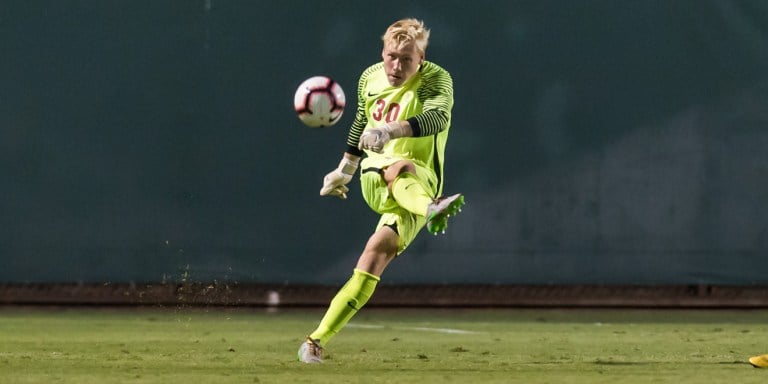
[294,76,346,128]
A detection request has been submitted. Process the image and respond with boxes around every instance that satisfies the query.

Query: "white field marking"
[402,327,481,335]
[347,323,483,334]
[346,324,385,329]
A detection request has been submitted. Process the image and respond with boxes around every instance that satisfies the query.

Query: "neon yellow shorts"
[358,155,438,254]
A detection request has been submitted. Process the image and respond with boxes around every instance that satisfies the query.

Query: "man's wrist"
[338,157,359,175]
[384,121,409,138]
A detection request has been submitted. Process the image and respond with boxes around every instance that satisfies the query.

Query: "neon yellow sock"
[391,172,432,217]
[309,269,380,345]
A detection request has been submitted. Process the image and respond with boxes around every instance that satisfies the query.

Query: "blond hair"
[382,18,430,55]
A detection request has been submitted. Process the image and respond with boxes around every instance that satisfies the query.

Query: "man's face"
[382,42,423,87]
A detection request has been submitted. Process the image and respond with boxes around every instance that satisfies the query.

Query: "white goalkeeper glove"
[358,121,409,153]
[320,156,360,199]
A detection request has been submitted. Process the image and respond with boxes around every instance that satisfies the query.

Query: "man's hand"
[320,156,360,199]
[358,121,409,153]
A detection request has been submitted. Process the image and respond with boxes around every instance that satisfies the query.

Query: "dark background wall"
[2,0,767,285]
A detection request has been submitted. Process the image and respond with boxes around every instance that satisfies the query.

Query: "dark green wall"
[3,1,768,285]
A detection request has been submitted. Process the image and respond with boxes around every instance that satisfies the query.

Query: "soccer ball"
[293,76,346,128]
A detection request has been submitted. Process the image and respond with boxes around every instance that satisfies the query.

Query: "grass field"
[1,306,767,383]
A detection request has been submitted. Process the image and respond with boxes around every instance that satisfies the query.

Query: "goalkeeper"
[298,18,464,363]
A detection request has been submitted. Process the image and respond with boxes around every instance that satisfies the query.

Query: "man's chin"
[387,75,404,86]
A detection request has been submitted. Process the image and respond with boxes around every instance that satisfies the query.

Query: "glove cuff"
[338,157,359,176]
[384,121,408,139]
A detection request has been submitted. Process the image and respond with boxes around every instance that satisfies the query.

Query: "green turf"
[1,307,767,383]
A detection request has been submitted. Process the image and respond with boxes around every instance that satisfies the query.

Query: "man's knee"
[383,160,416,183]
[358,227,399,275]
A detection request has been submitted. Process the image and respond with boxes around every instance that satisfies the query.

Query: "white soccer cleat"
[297,337,324,363]
[426,193,465,235]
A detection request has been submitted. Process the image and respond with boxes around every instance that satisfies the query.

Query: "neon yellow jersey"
[346,61,454,194]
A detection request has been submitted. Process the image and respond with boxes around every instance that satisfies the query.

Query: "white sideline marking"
[405,327,480,334]
[347,324,384,329]
[347,323,482,334]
